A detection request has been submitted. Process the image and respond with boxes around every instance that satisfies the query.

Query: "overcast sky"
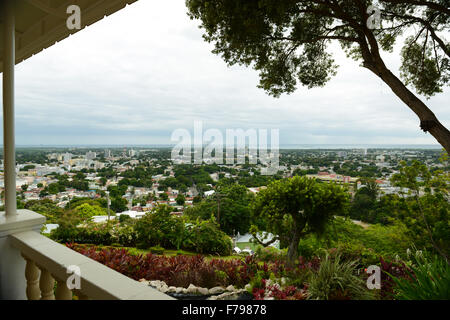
[3,0,449,146]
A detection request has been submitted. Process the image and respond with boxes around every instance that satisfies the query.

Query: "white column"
[2,0,17,216]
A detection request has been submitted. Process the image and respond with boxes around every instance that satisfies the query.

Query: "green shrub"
[255,246,286,262]
[391,252,450,300]
[118,214,132,224]
[298,217,413,263]
[136,242,148,250]
[149,246,165,255]
[50,222,113,245]
[184,219,232,256]
[110,224,138,247]
[248,269,275,292]
[307,253,375,300]
[297,236,325,260]
[134,205,184,249]
[333,242,380,267]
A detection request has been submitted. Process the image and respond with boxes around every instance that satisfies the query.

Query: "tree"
[24,199,63,223]
[357,178,379,200]
[185,184,254,235]
[350,192,376,222]
[193,195,202,204]
[176,194,186,206]
[186,0,450,152]
[391,158,449,262]
[110,197,128,213]
[134,205,184,249]
[48,182,65,195]
[159,193,169,201]
[99,177,107,187]
[350,177,380,221]
[74,203,107,221]
[250,176,349,266]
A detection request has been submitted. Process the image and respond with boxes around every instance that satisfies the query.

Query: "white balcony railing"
[0,210,174,300]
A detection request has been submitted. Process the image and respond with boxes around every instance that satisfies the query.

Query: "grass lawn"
[121,246,243,261]
[236,242,261,252]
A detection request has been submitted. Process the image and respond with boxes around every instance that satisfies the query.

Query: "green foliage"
[254,246,286,263]
[175,194,186,206]
[185,184,254,235]
[118,214,132,224]
[249,269,275,292]
[391,160,450,260]
[149,246,165,255]
[134,205,184,250]
[158,193,168,201]
[299,217,413,265]
[107,185,128,199]
[65,197,107,210]
[186,0,450,98]
[183,218,233,256]
[50,218,113,245]
[109,223,138,247]
[48,182,66,195]
[391,252,450,300]
[24,199,63,223]
[56,172,89,191]
[119,166,154,188]
[74,203,107,221]
[307,253,375,300]
[250,176,349,265]
[400,40,449,97]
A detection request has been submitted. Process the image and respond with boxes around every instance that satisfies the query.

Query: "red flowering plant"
[66,243,287,289]
[378,257,412,299]
[252,278,307,300]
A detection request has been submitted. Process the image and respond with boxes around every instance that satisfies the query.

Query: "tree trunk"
[287,220,302,268]
[365,60,450,154]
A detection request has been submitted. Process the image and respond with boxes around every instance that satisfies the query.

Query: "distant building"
[117,211,146,219]
[129,149,137,157]
[63,153,72,163]
[204,190,215,197]
[86,151,96,160]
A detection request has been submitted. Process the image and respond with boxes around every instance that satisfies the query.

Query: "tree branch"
[379,0,450,16]
[383,11,450,57]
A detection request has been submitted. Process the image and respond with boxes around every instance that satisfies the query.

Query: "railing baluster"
[38,266,55,300]
[54,277,72,300]
[22,255,41,300]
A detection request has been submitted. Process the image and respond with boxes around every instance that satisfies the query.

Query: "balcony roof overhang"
[0,0,138,73]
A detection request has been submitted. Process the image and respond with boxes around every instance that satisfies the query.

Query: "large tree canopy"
[186,0,450,151]
[250,176,349,266]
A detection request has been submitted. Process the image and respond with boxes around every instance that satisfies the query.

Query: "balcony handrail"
[9,231,175,300]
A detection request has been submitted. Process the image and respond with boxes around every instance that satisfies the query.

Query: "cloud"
[0,0,448,146]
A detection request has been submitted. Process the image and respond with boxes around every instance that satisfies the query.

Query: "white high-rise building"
[86,151,96,160]
[63,153,72,163]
